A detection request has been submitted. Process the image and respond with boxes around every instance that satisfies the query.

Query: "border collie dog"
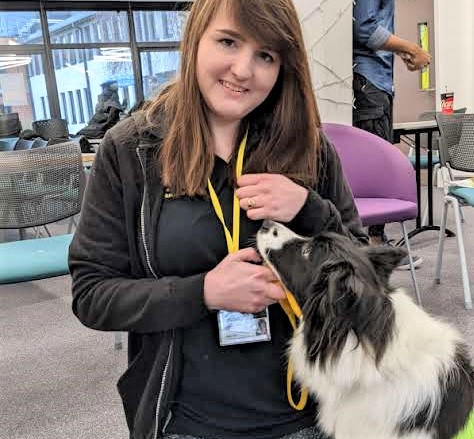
[256,220,474,439]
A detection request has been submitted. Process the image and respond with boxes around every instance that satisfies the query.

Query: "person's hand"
[398,44,431,71]
[204,248,286,313]
[236,173,309,222]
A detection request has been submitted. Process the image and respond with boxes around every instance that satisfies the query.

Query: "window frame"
[0,1,190,122]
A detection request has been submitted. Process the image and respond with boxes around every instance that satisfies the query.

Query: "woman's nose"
[230,51,253,80]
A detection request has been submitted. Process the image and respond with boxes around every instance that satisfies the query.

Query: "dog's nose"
[261,219,273,233]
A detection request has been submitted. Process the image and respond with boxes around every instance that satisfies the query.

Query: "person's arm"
[382,35,431,71]
[69,130,210,334]
[354,0,431,71]
[353,0,389,49]
[287,136,369,245]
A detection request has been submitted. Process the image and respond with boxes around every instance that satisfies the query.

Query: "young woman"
[69,1,367,438]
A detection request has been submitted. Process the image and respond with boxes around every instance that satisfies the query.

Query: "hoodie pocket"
[117,344,149,432]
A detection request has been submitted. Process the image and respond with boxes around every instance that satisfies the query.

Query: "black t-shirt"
[156,157,315,438]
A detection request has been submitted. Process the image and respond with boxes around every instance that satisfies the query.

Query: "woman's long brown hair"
[146,0,321,196]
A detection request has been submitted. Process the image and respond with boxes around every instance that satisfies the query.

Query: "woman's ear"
[365,246,407,285]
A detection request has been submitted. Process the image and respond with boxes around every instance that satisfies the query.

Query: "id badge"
[217,308,271,346]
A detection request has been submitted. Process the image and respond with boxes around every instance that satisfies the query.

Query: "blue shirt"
[353,0,394,95]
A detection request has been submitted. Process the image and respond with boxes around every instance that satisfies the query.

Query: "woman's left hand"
[236,173,308,222]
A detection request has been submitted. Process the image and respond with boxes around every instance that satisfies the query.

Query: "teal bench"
[0,234,73,284]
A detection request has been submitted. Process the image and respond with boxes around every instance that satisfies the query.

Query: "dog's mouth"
[255,244,281,282]
[256,220,302,294]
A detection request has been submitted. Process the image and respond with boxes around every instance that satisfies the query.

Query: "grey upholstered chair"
[0,141,85,238]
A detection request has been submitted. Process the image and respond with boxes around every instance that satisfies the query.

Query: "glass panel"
[0,53,49,144]
[0,11,43,45]
[52,47,136,135]
[133,11,187,43]
[140,50,180,99]
[47,11,130,44]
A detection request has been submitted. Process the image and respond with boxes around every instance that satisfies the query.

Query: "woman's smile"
[219,79,249,94]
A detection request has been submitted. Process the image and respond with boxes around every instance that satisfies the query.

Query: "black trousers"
[353,73,393,237]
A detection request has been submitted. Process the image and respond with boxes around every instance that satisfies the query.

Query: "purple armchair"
[323,123,421,303]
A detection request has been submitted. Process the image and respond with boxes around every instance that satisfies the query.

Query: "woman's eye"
[259,52,274,63]
[219,38,235,48]
[301,245,312,258]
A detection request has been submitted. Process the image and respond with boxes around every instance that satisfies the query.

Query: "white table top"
[393,120,438,131]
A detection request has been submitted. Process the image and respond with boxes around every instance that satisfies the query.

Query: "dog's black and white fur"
[256,220,474,439]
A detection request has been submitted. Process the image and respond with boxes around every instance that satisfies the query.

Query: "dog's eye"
[301,244,312,259]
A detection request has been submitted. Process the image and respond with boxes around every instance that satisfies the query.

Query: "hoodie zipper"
[136,147,174,439]
[136,147,159,280]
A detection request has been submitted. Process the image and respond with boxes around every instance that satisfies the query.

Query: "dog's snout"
[261,219,273,233]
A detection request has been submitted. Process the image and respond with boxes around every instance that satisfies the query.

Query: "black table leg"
[415,132,421,229]
[427,130,434,225]
[395,128,455,247]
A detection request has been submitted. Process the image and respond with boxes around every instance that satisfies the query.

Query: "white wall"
[293,0,353,124]
[434,0,474,112]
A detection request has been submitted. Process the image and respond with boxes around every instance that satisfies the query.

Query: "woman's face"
[196,6,281,126]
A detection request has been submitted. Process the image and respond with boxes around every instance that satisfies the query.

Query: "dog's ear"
[304,258,393,366]
[365,245,407,285]
[307,260,358,316]
[303,260,358,364]
[309,257,393,365]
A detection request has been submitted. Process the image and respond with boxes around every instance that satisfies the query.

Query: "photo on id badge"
[217,309,271,346]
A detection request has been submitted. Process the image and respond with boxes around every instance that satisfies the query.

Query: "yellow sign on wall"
[418,22,430,90]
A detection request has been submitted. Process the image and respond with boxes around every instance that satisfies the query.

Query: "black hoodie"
[69,113,367,439]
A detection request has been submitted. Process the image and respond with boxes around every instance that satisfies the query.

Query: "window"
[53,49,61,69]
[76,89,85,123]
[0,53,49,132]
[68,90,77,124]
[140,50,180,99]
[47,11,130,43]
[120,86,130,110]
[74,29,82,44]
[0,11,43,45]
[84,87,93,120]
[54,47,135,131]
[0,4,186,138]
[83,25,94,60]
[83,25,91,43]
[33,55,41,75]
[60,92,68,121]
[133,11,188,42]
[40,96,48,119]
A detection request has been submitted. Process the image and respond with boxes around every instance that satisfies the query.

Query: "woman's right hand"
[204,248,286,313]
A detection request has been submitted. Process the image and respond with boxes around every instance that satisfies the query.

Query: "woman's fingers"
[265,281,287,301]
[229,247,261,263]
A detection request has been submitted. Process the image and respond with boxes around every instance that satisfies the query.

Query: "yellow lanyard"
[279,292,308,410]
[207,130,247,254]
[207,129,308,411]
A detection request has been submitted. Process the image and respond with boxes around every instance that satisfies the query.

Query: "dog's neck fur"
[290,288,463,438]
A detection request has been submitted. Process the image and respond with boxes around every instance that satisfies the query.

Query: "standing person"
[69,1,367,438]
[353,0,431,269]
